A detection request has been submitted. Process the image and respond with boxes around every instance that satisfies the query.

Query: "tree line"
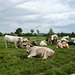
[0,28,75,37]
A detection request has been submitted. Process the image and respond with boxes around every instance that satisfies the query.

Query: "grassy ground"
[0,36,75,75]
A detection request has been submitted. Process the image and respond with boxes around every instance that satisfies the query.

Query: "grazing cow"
[5,35,23,48]
[40,40,47,46]
[51,35,58,44]
[24,43,55,59]
[23,38,30,42]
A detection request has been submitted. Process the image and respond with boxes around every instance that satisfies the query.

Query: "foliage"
[0,32,3,36]
[47,28,55,36]
[15,28,22,34]
[30,29,34,34]
[57,32,75,37]
[37,29,39,34]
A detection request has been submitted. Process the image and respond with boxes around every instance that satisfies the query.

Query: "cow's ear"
[23,45,26,46]
[30,44,33,47]
[18,38,21,41]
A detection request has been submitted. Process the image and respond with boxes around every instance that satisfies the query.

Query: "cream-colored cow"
[5,35,23,48]
[24,43,55,59]
[57,40,69,48]
[40,40,47,46]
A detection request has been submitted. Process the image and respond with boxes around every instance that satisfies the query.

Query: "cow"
[18,43,27,48]
[23,38,30,42]
[71,38,75,40]
[5,35,23,48]
[60,38,69,42]
[60,36,69,42]
[61,41,69,48]
[67,42,75,45]
[24,43,55,59]
[18,41,37,48]
[57,40,63,48]
[31,41,37,46]
[40,40,47,46]
[57,40,69,48]
[51,35,58,44]
[62,36,69,39]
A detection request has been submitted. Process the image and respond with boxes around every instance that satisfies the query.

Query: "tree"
[30,29,34,34]
[15,28,22,34]
[48,28,55,35]
[37,29,39,34]
[0,32,3,36]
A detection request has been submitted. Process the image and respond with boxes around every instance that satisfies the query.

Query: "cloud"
[0,0,75,33]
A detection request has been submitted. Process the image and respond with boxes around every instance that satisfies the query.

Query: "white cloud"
[0,0,75,33]
[16,0,69,14]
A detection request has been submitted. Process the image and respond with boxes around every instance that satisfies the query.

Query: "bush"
[0,32,3,36]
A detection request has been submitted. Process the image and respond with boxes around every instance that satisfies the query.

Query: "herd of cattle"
[4,35,75,59]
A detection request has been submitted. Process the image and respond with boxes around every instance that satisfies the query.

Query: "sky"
[0,0,75,33]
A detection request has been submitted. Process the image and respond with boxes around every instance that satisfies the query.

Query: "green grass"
[0,36,75,75]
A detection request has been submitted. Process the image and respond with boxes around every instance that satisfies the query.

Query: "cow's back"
[5,35,18,42]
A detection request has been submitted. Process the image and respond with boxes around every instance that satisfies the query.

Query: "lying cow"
[31,41,37,46]
[40,40,47,46]
[5,35,23,48]
[57,40,69,48]
[62,36,69,39]
[18,43,27,48]
[24,43,55,59]
[18,41,37,48]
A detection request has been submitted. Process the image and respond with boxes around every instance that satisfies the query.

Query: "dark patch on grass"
[20,55,27,60]
[0,56,3,60]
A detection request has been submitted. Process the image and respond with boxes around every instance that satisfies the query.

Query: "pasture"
[0,36,75,75]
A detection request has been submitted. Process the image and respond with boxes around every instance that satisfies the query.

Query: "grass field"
[0,36,75,75]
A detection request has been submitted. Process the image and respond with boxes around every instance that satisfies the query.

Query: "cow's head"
[18,37,23,42]
[23,43,33,54]
[51,36,54,40]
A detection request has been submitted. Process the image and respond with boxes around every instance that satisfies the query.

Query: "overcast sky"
[0,0,75,33]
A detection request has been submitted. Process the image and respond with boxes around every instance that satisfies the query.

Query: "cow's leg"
[15,42,18,48]
[28,54,36,58]
[43,51,48,59]
[5,41,8,48]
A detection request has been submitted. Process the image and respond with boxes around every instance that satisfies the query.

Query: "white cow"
[24,43,55,59]
[60,38,69,42]
[40,40,47,46]
[60,36,69,42]
[5,35,23,48]
[62,36,69,39]
[71,38,75,40]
